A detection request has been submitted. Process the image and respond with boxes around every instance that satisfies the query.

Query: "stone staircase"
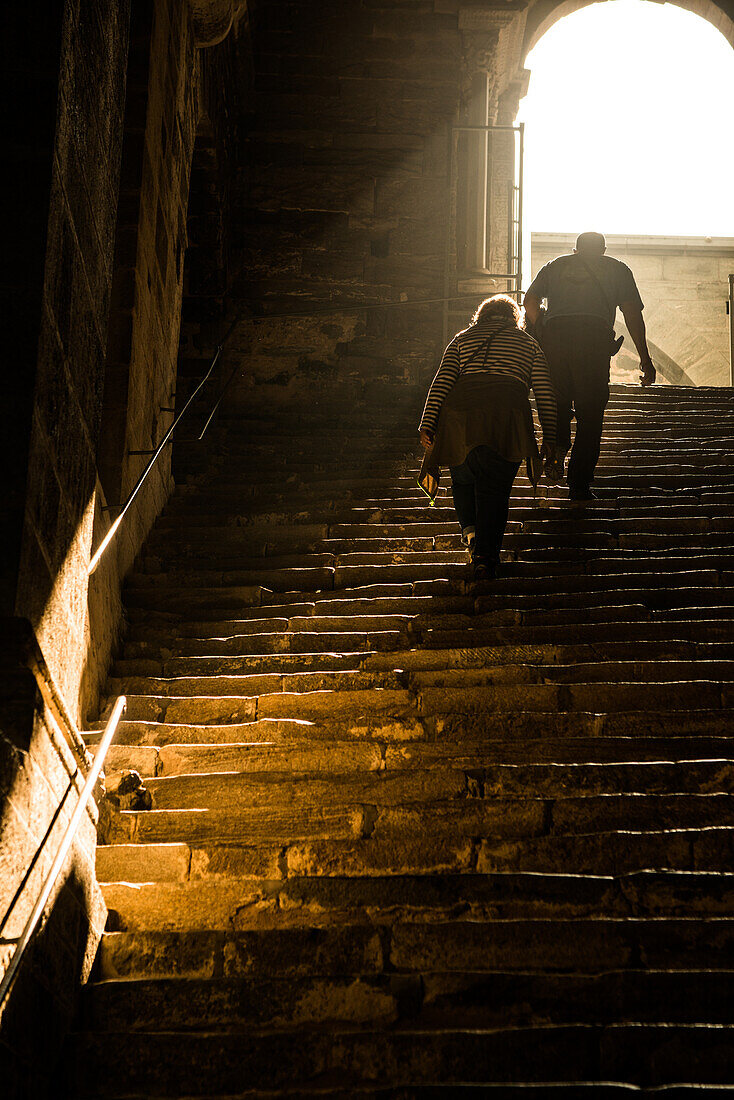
[72,383,734,1094]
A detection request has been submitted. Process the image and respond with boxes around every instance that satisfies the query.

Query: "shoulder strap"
[577,257,613,317]
[461,330,498,372]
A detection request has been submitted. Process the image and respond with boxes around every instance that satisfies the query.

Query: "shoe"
[472,557,497,582]
[461,526,476,561]
[569,487,597,502]
[544,455,565,483]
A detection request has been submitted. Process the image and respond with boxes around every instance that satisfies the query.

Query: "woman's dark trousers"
[450,445,520,565]
[541,316,611,494]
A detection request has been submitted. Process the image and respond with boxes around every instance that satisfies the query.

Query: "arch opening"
[516,0,734,386]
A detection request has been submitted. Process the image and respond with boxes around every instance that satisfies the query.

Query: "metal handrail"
[88,289,518,576]
[0,695,126,1010]
[89,306,250,575]
[88,345,225,575]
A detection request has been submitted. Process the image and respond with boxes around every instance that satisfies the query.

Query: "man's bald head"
[575,232,606,255]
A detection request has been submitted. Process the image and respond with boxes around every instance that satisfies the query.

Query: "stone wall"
[0,2,239,1092]
[1,5,130,1092]
[90,0,201,719]
[7,0,130,718]
[226,0,529,420]
[531,233,734,387]
[5,0,208,726]
[0,623,105,1096]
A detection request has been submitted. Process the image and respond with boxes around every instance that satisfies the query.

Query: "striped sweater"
[420,319,557,443]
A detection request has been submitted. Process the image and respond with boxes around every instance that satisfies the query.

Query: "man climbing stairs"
[71,383,734,1093]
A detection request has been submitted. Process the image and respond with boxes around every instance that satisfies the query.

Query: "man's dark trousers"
[541,316,611,494]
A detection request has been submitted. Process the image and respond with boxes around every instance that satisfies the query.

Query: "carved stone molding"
[497,67,531,122]
[188,0,244,47]
[459,5,529,118]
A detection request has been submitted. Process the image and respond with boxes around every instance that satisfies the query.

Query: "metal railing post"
[728,274,734,387]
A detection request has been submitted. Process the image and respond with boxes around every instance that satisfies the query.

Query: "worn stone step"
[113,640,734,679]
[100,870,734,933]
[364,640,734,672]
[107,669,410,700]
[71,1022,734,1092]
[96,825,734,886]
[118,620,734,665]
[126,630,402,657]
[95,706,734,750]
[125,566,337,595]
[81,967,734,1036]
[104,738,385,779]
[114,686,414,724]
[96,922,386,984]
[409,660,734,688]
[115,651,369,678]
[105,730,734,782]
[108,662,734,706]
[91,712,430,748]
[141,768,468,811]
[421,619,734,648]
[416,681,726,715]
[95,915,734,984]
[106,795,734,849]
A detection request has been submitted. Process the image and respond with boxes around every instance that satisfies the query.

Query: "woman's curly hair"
[472,293,524,329]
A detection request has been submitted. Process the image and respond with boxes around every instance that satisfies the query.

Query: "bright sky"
[517,0,734,237]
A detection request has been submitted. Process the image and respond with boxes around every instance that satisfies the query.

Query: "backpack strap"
[576,257,614,322]
[573,258,625,355]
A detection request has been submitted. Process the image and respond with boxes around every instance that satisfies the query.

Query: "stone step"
[420,618,734,649]
[95,916,734,983]
[114,686,414,724]
[92,707,734,749]
[96,824,734,885]
[69,1022,734,1092]
[106,663,734,707]
[111,676,732,726]
[128,578,734,621]
[104,736,734,783]
[120,572,728,626]
[81,967,733,1035]
[106,794,734,849]
[100,870,734,932]
[112,640,734,678]
[127,756,734,809]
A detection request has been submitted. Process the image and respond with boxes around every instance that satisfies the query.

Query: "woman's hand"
[419,429,434,452]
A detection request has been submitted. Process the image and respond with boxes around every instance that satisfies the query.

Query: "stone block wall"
[91,0,201,715]
[223,0,543,423]
[1,1,239,1090]
[228,0,468,418]
[8,0,130,715]
[0,623,105,1096]
[531,233,734,387]
[1,6,129,1087]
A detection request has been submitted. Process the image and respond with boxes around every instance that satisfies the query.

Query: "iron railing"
[88,292,510,575]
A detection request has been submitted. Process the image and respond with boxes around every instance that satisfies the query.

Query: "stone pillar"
[456,7,528,289]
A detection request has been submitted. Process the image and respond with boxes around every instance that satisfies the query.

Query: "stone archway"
[522,0,734,61]
[512,0,734,386]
